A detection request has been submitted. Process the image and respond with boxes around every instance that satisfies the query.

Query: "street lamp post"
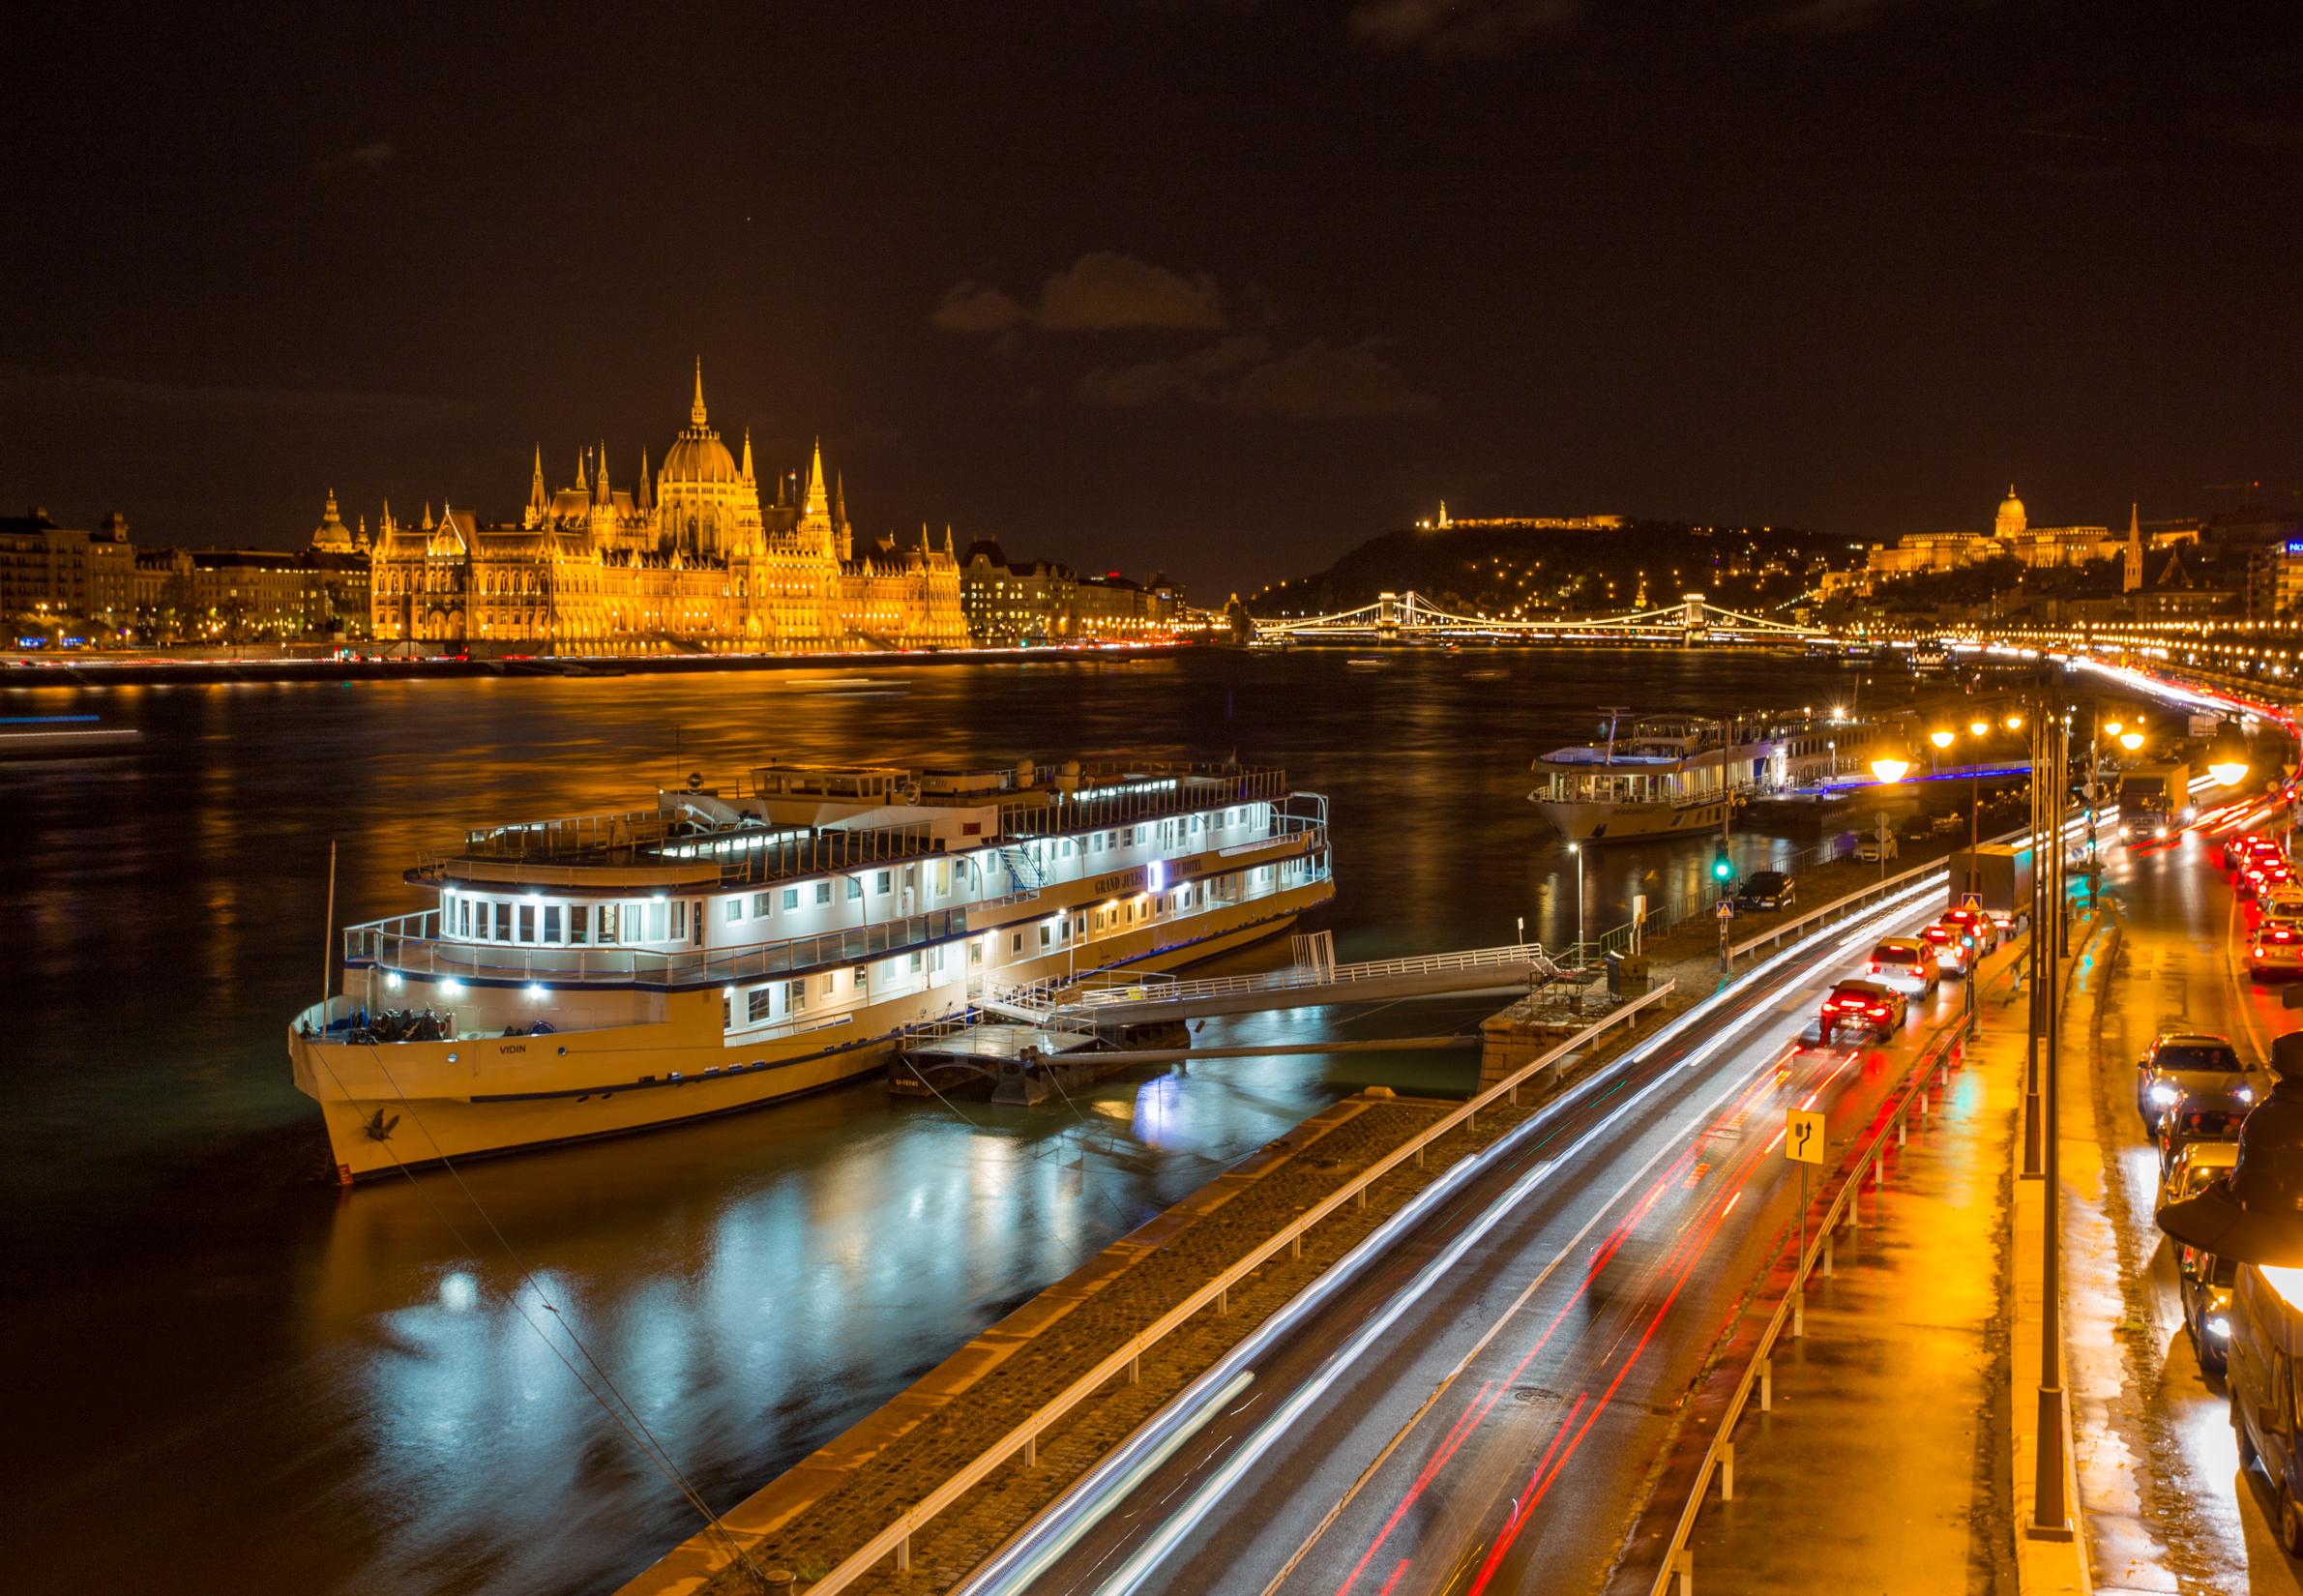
[2029,696,2074,1542]
[1567,842,1585,962]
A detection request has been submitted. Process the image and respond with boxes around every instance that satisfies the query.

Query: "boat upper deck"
[420,758,1302,890]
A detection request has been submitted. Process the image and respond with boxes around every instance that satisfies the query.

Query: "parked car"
[2259,883,2303,924]
[2228,835,2283,872]
[1818,978,1907,1044]
[1941,904,1999,953]
[2163,1138,2240,1213]
[1865,937,1940,997]
[1855,834,1900,864]
[2241,860,2294,901]
[1920,921,1973,976]
[2157,1085,2255,1179]
[2180,1245,2239,1375]
[2229,1264,2303,1547]
[2252,922,2303,978]
[2137,1032,2249,1127]
[1733,871,1796,911]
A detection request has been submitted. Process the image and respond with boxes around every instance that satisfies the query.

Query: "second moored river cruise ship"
[289,758,1333,1182]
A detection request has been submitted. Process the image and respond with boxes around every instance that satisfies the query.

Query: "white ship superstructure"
[1527,713,1773,843]
[290,758,1332,1181]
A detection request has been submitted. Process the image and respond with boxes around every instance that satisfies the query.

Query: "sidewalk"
[1678,969,2025,1596]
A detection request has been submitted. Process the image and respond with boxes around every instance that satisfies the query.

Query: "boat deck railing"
[343,905,975,990]
[421,816,946,888]
[997,767,1292,839]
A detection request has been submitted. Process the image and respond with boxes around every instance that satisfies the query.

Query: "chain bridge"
[1247,589,1828,645]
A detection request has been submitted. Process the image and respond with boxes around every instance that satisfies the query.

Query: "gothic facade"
[369,365,967,653]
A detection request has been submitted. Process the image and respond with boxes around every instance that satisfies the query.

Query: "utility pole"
[2031,695,2073,1540]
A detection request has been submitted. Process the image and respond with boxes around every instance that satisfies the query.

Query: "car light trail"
[1327,1067,1786,1596]
[1462,1135,1771,1596]
[973,873,1962,1596]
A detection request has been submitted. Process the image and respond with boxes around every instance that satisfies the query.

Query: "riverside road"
[974,879,1988,1596]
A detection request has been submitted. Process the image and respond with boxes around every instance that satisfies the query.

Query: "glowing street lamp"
[1930,728,1957,750]
[2208,721,2251,786]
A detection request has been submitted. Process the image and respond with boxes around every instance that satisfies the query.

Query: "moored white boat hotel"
[1528,710,1879,843]
[290,758,1333,1182]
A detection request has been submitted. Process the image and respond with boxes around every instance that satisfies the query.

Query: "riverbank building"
[369,365,967,653]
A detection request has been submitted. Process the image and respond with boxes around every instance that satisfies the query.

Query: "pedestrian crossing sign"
[1786,1108,1825,1165]
[1958,891,1986,913]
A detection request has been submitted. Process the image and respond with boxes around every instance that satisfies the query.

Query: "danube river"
[4,648,1907,1595]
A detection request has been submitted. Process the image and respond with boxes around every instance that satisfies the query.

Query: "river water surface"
[5,649,1895,1595]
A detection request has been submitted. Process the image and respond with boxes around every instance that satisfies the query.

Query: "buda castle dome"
[1994,484,2027,540]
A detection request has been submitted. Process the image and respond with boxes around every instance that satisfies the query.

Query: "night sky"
[5,2,2296,593]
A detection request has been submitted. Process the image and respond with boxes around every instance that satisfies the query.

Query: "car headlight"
[2238,1087,2255,1104]
[2207,1315,2231,1340]
[2150,1083,2179,1106]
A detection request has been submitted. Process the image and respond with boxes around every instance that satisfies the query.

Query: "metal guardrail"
[1060,940,1572,1012]
[799,980,1680,1593]
[1643,1013,1973,1596]
[1722,809,2101,966]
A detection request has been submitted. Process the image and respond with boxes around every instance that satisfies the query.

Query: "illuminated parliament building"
[369,365,967,652]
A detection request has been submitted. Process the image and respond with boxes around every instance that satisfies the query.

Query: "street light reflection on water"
[2,648,1891,1596]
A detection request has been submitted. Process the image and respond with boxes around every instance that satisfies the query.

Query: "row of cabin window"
[730,949,947,1026]
[450,896,693,946]
[1005,886,1205,954]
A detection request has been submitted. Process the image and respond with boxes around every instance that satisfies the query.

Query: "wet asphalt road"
[2083,823,2303,1596]
[985,883,1981,1596]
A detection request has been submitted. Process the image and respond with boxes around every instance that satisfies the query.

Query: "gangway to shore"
[982,936,1585,1029]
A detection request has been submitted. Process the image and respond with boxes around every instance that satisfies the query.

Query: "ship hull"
[1527,794,1731,844]
[292,902,1313,1183]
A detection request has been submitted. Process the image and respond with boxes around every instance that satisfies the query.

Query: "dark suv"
[1734,871,1796,911]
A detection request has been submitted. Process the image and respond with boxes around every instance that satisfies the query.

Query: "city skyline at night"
[4,4,2297,592]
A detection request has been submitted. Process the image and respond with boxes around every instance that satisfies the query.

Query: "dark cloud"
[1347,0,1583,58]
[930,282,1030,335]
[1076,335,1433,420]
[1038,252,1225,331]
[1231,339,1437,419]
[930,251,1225,336]
[1076,336,1273,407]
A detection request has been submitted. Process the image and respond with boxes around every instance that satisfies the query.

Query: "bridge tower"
[1377,591,1402,635]
[1681,592,1708,640]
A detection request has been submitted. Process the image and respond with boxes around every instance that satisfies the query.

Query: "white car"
[1855,835,1900,863]
[1865,937,1940,997]
[2259,883,2303,924]
[2163,1138,2240,1213]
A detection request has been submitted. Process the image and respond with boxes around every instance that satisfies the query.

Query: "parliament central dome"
[660,361,741,484]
